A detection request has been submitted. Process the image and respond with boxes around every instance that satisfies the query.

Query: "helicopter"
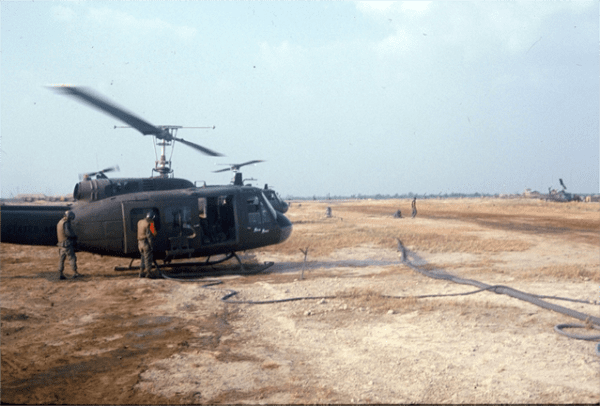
[545,178,582,202]
[213,160,289,213]
[0,86,293,270]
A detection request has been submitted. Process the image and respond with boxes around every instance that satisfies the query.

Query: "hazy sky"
[1,1,598,198]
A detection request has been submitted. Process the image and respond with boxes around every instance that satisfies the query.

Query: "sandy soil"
[1,198,599,404]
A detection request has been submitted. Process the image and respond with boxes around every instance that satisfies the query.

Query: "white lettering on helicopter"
[253,227,270,234]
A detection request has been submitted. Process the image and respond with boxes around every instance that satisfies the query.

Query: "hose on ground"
[153,248,600,343]
[398,245,600,342]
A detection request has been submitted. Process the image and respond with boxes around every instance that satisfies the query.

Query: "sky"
[1,1,598,198]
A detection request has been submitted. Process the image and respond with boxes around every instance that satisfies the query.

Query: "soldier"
[57,210,82,280]
[137,211,157,278]
[411,197,417,218]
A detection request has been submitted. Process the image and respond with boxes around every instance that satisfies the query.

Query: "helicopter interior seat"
[219,206,235,240]
[197,196,235,244]
[198,217,211,244]
[215,196,235,242]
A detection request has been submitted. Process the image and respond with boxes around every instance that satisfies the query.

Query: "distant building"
[15,193,47,202]
[523,188,542,198]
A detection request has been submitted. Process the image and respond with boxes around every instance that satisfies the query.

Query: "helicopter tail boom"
[1,205,68,246]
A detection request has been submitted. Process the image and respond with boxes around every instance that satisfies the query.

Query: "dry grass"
[330,286,517,317]
[268,200,534,256]
[260,199,599,287]
[519,264,599,282]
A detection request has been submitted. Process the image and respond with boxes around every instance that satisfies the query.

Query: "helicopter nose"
[277,212,293,243]
[279,201,289,214]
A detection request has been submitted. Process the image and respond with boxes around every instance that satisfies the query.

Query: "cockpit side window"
[246,192,275,227]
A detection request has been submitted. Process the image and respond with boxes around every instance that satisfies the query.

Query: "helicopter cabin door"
[121,202,161,255]
[121,199,201,258]
[196,194,237,247]
[162,201,200,259]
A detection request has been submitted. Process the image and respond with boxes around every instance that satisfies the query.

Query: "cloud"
[51,5,76,22]
[400,1,432,14]
[358,1,596,60]
[86,7,197,40]
[356,1,432,16]
[374,29,413,55]
[356,1,396,13]
[259,40,305,72]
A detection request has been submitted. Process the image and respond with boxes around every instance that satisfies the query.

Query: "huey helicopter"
[0,86,292,270]
[213,160,289,213]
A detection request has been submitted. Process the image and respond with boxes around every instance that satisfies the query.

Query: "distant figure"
[325,207,332,218]
[393,209,402,218]
[137,211,157,278]
[411,197,417,218]
[56,210,82,280]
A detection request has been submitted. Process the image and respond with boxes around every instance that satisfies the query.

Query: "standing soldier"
[411,197,417,218]
[57,210,82,280]
[137,211,157,278]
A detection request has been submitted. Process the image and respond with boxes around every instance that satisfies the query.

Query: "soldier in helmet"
[137,211,157,278]
[57,210,82,280]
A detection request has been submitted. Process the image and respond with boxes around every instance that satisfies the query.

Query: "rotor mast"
[113,124,218,178]
[153,126,179,178]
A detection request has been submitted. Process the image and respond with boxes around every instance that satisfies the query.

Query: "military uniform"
[57,213,81,280]
[137,216,157,278]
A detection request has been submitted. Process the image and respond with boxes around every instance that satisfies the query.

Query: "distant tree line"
[284,192,495,201]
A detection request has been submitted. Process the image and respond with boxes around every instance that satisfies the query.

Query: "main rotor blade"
[51,86,222,156]
[50,86,165,137]
[100,165,120,174]
[79,165,120,180]
[212,160,264,173]
[238,160,265,167]
[173,137,223,157]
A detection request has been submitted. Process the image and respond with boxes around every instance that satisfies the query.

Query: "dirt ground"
[1,198,599,404]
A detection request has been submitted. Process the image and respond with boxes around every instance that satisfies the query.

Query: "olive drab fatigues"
[57,217,80,279]
[137,218,157,277]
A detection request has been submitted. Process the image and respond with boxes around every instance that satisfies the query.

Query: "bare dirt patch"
[2,198,599,404]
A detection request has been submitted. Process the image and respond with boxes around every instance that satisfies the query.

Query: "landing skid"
[114,252,274,276]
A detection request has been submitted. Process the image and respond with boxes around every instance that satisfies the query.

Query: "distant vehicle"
[546,179,582,202]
